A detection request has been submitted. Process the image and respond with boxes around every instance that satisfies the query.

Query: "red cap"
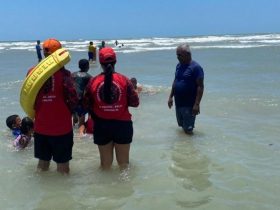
[43,38,62,54]
[99,47,116,64]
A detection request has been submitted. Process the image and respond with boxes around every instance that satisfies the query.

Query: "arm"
[83,78,94,113]
[168,79,175,109]
[127,79,139,107]
[192,78,204,115]
[63,70,79,113]
[18,135,29,149]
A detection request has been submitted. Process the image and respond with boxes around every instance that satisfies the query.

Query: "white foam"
[193,44,269,49]
[1,33,280,52]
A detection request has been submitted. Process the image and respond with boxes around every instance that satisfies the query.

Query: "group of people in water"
[7,38,144,174]
[7,37,204,175]
[6,114,34,150]
[87,40,124,64]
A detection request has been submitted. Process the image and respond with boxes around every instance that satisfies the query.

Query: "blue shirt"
[36,44,42,59]
[12,128,21,138]
[71,71,92,101]
[174,60,204,107]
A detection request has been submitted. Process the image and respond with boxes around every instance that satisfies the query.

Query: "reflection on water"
[69,134,135,210]
[170,138,212,208]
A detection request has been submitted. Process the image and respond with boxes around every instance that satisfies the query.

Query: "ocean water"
[0,34,280,210]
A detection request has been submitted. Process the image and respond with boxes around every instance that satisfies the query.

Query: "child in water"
[72,59,92,136]
[78,114,94,136]
[6,114,22,138]
[130,77,143,94]
[13,117,34,150]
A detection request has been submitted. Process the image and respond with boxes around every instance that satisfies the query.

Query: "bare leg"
[98,142,114,170]
[57,162,70,174]
[37,160,50,172]
[78,115,86,136]
[78,124,86,136]
[115,143,130,170]
[78,115,86,127]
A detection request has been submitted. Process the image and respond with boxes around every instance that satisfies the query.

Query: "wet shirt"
[12,128,21,138]
[34,68,78,135]
[83,72,139,121]
[174,60,204,107]
[88,45,96,53]
[71,72,92,101]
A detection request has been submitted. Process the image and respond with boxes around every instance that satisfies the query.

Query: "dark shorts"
[74,104,87,117]
[34,131,74,163]
[93,119,133,145]
[88,52,93,60]
[37,54,42,60]
[175,106,196,132]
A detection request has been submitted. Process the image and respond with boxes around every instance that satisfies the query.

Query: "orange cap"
[43,38,62,54]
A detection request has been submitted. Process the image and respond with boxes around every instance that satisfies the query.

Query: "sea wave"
[1,33,280,53]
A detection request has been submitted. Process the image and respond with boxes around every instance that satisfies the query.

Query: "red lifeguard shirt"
[34,69,77,135]
[84,72,139,121]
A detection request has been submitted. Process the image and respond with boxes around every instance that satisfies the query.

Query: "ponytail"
[103,63,114,104]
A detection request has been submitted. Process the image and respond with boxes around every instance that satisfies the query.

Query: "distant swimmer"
[130,78,159,95]
[88,41,96,63]
[35,40,42,63]
[99,40,105,50]
[115,40,118,46]
[118,43,125,48]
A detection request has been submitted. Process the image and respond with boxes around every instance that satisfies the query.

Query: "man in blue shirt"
[35,40,42,62]
[168,44,204,134]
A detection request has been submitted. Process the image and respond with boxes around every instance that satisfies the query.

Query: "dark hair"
[20,117,34,135]
[130,77,137,89]
[130,77,137,84]
[103,62,115,104]
[6,114,19,129]
[79,59,89,72]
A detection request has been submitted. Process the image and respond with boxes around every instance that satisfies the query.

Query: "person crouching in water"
[6,114,22,138]
[13,117,34,150]
[84,47,139,170]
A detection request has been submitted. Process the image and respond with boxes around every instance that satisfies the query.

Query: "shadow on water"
[81,168,135,210]
[24,132,135,210]
[169,133,212,208]
[30,165,135,210]
[72,135,135,210]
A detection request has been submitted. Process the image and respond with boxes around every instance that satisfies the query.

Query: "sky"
[0,0,279,41]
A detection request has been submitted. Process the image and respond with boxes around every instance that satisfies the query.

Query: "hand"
[19,138,28,148]
[168,98,173,109]
[192,104,200,115]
